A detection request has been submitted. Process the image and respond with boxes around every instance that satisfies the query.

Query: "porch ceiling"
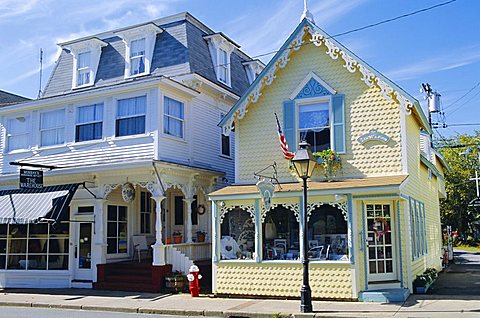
[209,175,408,197]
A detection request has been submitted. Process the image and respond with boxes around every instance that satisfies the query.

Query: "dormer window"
[204,33,239,87]
[63,37,107,89]
[115,23,162,79]
[243,60,265,84]
[77,51,91,86]
[130,38,146,76]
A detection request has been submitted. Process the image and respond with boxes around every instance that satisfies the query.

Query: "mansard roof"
[219,19,431,135]
[43,12,252,98]
[0,90,30,107]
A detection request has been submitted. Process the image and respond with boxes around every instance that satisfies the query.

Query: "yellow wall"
[236,30,402,184]
[402,115,443,279]
[216,262,353,299]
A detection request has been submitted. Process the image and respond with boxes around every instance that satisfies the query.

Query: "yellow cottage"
[209,17,448,302]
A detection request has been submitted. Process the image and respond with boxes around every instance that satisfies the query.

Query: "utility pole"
[420,83,442,140]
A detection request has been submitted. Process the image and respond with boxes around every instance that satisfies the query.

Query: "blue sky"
[0,0,478,138]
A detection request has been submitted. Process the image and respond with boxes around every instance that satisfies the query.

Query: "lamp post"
[291,141,317,313]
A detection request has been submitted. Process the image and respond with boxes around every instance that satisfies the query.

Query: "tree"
[437,132,480,236]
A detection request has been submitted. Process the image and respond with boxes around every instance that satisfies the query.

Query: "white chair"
[132,235,150,262]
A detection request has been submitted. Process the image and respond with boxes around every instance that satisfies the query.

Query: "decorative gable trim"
[65,38,107,89]
[289,71,336,100]
[115,23,162,78]
[219,20,430,136]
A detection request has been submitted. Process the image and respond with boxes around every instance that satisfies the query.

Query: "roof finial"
[300,0,315,24]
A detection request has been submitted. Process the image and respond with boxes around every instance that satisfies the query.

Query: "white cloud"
[386,47,480,81]
[0,0,40,18]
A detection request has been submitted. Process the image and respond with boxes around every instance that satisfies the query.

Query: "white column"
[151,195,166,266]
[183,198,195,243]
[92,199,107,282]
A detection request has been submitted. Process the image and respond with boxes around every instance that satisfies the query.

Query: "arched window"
[308,205,348,261]
[220,208,255,260]
[262,206,299,260]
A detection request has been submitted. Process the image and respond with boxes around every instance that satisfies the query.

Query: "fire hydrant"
[187,264,202,297]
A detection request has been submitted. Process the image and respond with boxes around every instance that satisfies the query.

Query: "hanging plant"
[312,149,342,180]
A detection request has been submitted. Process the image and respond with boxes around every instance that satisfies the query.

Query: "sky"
[0,0,479,139]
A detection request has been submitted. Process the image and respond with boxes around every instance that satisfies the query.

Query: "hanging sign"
[256,178,275,211]
[19,169,43,189]
[357,129,391,144]
[121,183,135,202]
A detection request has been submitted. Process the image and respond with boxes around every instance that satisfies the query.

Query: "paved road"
[0,307,204,318]
[429,249,480,295]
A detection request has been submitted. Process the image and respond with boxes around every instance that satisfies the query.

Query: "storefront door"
[365,203,396,282]
[73,222,93,281]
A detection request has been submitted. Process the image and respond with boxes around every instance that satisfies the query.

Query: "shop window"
[107,205,128,254]
[308,205,348,261]
[2,222,69,270]
[220,208,254,260]
[262,206,299,261]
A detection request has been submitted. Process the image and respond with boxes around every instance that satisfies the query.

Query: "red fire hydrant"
[187,264,202,297]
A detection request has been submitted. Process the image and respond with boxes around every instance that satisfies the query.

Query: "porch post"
[93,198,107,281]
[151,195,166,265]
[183,197,196,243]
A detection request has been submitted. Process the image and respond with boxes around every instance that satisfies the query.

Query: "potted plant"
[313,149,342,180]
[413,268,438,294]
[164,271,187,292]
[196,230,206,242]
[173,231,183,244]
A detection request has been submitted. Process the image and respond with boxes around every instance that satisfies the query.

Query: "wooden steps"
[94,262,172,293]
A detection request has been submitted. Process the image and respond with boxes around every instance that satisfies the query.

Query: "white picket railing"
[164,242,211,274]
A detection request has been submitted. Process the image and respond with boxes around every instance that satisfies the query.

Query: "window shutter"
[283,100,296,152]
[332,94,345,153]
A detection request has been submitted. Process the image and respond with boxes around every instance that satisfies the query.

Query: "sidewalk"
[0,289,479,317]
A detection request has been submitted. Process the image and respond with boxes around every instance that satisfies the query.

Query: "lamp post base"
[300,285,313,313]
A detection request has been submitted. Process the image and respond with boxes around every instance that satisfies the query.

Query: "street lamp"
[291,141,316,313]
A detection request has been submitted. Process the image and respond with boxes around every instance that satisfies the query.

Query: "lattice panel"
[215,263,352,299]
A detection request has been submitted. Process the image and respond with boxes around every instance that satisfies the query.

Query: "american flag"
[275,113,295,160]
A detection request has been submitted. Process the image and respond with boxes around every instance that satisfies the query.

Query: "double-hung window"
[218,49,228,84]
[298,101,330,152]
[7,116,30,151]
[130,38,145,76]
[140,192,153,234]
[76,103,103,142]
[164,97,184,138]
[220,113,230,157]
[40,109,65,147]
[116,96,146,137]
[77,51,91,86]
[107,205,128,254]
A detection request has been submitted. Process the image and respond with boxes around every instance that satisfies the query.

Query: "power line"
[449,89,480,116]
[168,0,459,81]
[329,0,458,38]
[443,81,480,110]
[447,123,480,127]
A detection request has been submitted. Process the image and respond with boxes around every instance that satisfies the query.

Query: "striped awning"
[0,184,79,224]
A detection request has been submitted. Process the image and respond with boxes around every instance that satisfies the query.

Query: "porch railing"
[170,242,211,261]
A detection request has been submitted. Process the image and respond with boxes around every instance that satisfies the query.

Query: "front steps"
[359,288,410,302]
[94,262,172,292]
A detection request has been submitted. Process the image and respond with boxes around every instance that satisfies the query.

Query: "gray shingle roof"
[42,13,252,98]
[0,90,30,107]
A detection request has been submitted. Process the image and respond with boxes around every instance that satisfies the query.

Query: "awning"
[209,175,408,197]
[0,184,79,224]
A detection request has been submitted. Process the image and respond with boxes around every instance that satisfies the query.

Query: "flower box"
[413,268,438,294]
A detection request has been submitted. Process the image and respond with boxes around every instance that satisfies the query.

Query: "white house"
[0,12,262,291]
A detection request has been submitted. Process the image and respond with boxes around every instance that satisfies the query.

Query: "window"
[308,205,348,261]
[40,109,65,147]
[77,206,94,214]
[107,205,128,254]
[220,113,230,157]
[76,103,103,142]
[174,196,184,226]
[7,116,30,151]
[140,192,153,234]
[218,49,228,84]
[191,195,198,226]
[298,101,330,152]
[130,38,145,76]
[164,97,184,138]
[220,207,254,260]
[77,51,91,86]
[262,206,299,261]
[0,222,69,270]
[410,199,427,260]
[116,96,146,137]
